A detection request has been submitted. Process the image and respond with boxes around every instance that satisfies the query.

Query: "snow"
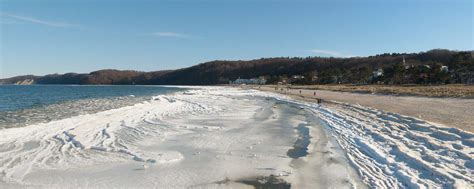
[0,86,472,188]
[252,89,473,188]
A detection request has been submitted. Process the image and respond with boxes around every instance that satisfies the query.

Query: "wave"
[0,96,147,129]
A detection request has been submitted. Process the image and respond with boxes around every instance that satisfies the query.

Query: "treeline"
[1,49,472,85]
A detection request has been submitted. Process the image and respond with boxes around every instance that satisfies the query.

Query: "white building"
[288,75,305,83]
[292,75,305,79]
[230,77,267,85]
[441,66,449,72]
[372,68,384,78]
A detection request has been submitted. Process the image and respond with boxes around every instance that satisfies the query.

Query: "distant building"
[372,68,384,78]
[402,55,408,69]
[441,66,449,73]
[368,68,384,83]
[403,55,408,69]
[288,75,305,83]
[402,55,415,69]
[230,77,266,85]
[292,75,305,79]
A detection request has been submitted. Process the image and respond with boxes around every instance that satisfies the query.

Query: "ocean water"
[0,85,186,128]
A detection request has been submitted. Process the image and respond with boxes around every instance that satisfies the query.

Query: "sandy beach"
[255,85,474,133]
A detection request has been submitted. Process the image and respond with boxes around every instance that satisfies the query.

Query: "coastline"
[247,85,474,133]
[0,87,366,188]
[0,86,472,188]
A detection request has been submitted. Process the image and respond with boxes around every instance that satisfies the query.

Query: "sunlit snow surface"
[0,86,472,188]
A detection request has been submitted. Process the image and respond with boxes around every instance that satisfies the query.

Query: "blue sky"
[0,0,472,78]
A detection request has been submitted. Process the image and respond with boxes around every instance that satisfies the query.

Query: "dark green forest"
[1,49,473,85]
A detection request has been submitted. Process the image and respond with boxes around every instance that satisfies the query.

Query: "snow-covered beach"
[0,86,472,188]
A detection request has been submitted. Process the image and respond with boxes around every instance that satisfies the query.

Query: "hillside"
[1,49,472,85]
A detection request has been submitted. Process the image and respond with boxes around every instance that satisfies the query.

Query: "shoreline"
[246,85,474,133]
[0,87,365,188]
[0,86,472,188]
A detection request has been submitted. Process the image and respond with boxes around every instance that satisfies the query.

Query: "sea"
[0,85,186,129]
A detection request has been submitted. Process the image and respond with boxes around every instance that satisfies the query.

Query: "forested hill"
[1,49,473,85]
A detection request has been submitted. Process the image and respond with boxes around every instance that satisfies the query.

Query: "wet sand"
[254,85,474,132]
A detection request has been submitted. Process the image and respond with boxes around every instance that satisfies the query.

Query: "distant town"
[229,54,472,86]
[1,49,473,86]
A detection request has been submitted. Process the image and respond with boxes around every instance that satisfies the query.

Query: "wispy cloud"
[1,13,80,28]
[310,49,356,58]
[151,32,192,39]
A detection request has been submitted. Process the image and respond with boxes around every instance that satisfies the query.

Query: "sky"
[0,0,472,78]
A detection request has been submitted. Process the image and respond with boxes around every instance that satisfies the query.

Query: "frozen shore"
[255,86,474,188]
[0,86,472,188]
[0,87,363,188]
